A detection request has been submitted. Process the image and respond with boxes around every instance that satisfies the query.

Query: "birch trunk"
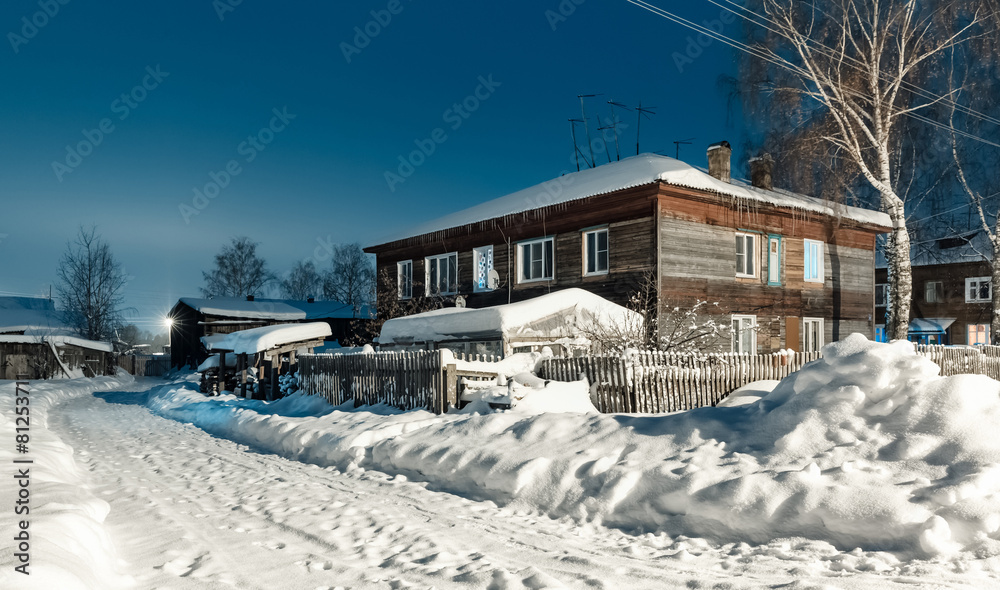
[884,193,912,341]
[993,236,1000,345]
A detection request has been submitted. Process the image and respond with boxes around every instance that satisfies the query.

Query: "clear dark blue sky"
[0,0,743,331]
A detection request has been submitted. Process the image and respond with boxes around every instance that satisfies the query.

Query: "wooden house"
[168,296,373,369]
[0,296,113,379]
[365,144,891,354]
[875,231,994,345]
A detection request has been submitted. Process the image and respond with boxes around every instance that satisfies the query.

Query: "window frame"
[735,232,757,278]
[966,276,992,303]
[875,283,889,307]
[424,252,459,296]
[767,235,782,286]
[731,314,757,354]
[802,317,824,352]
[804,239,825,283]
[396,260,413,300]
[472,245,494,293]
[924,280,944,303]
[582,227,610,277]
[517,236,555,284]
[875,324,887,343]
[968,323,991,346]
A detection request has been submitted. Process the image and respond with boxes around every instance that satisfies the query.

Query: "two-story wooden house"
[365,144,891,353]
[875,231,994,345]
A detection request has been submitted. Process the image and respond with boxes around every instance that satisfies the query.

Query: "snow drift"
[145,335,1000,560]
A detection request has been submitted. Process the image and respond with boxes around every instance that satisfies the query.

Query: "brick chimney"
[749,153,774,190]
[707,141,731,183]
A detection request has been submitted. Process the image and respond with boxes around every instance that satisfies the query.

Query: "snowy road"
[32,377,997,589]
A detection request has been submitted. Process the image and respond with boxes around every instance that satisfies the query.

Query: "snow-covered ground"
[3,335,1000,588]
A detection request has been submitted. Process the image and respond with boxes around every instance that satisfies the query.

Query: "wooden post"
[239,353,248,398]
[444,363,457,412]
[269,360,278,401]
[218,351,227,395]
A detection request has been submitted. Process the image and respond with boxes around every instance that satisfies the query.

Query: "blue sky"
[0,0,742,331]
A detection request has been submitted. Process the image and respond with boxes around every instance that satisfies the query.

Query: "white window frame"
[396,260,413,300]
[518,237,555,283]
[767,236,781,285]
[966,277,992,303]
[968,324,991,346]
[731,314,757,354]
[736,233,757,278]
[875,283,889,307]
[802,317,824,352]
[583,228,609,276]
[804,239,825,283]
[925,280,944,303]
[473,246,494,292]
[425,252,458,296]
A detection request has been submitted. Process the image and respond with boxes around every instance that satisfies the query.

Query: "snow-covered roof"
[379,288,639,345]
[371,154,892,247]
[204,322,332,355]
[0,334,113,352]
[0,296,67,333]
[909,318,956,334]
[177,297,373,321]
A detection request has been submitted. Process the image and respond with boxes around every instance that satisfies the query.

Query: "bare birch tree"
[56,226,129,342]
[323,243,375,309]
[202,236,275,298]
[280,260,323,300]
[757,0,980,340]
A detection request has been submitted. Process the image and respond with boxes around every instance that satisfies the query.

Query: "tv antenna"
[578,94,601,168]
[635,101,657,155]
[604,100,629,162]
[568,119,592,171]
[673,137,695,160]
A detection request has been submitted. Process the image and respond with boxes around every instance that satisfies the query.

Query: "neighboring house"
[168,296,373,368]
[365,145,891,354]
[378,288,639,357]
[0,296,113,379]
[875,231,994,345]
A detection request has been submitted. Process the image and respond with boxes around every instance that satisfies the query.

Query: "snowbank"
[0,376,135,590]
[144,335,1000,560]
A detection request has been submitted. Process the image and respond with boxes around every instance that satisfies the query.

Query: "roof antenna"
[673,137,694,160]
[601,100,625,162]
[568,119,592,171]
[635,101,657,155]
[578,94,601,168]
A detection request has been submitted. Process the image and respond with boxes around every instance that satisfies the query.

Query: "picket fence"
[538,350,823,413]
[913,344,1000,380]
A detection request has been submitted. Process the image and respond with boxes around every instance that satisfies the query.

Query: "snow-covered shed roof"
[0,334,113,352]
[371,153,892,247]
[204,322,332,355]
[379,288,639,345]
[176,297,372,321]
[0,296,67,333]
[875,229,993,269]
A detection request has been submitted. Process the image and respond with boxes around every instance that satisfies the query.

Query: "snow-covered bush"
[279,371,299,396]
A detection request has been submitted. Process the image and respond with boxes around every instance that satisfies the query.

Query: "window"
[803,317,824,352]
[925,281,944,303]
[583,228,609,276]
[518,237,554,283]
[966,277,992,303]
[397,260,412,300]
[767,236,781,286]
[473,246,494,292]
[804,239,824,283]
[875,283,889,307]
[425,253,458,296]
[969,324,991,346]
[875,325,887,343]
[731,315,757,354]
[736,233,756,277]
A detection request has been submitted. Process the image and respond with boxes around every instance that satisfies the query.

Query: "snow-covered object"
[204,322,332,355]
[177,297,371,321]
[145,334,1000,560]
[0,296,67,333]
[379,288,639,349]
[372,154,891,245]
[196,353,238,372]
[0,376,135,590]
[0,334,113,353]
[279,371,299,396]
[715,379,780,407]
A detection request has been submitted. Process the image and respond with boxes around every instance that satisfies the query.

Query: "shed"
[378,288,640,357]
